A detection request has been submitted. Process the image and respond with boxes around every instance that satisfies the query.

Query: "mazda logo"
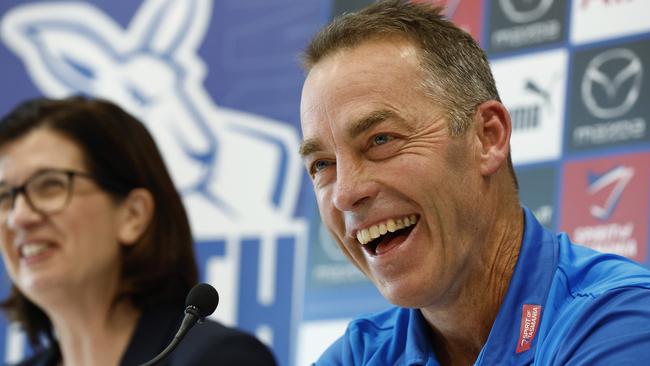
[581,48,643,120]
[499,0,554,23]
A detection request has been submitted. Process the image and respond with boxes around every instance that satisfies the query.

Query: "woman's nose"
[6,193,42,229]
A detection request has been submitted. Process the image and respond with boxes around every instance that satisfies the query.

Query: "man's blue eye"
[312,160,332,173]
[373,134,391,145]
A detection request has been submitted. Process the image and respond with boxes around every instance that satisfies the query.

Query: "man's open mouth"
[356,215,418,255]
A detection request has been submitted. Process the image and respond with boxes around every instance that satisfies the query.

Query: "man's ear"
[117,188,154,246]
[474,100,512,177]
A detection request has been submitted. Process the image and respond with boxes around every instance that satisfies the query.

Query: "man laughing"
[299,1,650,365]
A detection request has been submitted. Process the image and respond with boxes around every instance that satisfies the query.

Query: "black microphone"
[138,283,220,366]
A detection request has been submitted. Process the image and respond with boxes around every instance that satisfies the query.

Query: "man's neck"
[421,202,524,366]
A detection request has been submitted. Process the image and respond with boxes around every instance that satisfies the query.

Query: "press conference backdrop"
[0,1,648,365]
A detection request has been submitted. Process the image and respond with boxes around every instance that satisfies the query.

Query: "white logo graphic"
[499,0,554,23]
[581,0,635,10]
[581,48,643,120]
[509,78,556,131]
[492,49,567,164]
[588,165,634,220]
[1,0,303,233]
[570,0,650,45]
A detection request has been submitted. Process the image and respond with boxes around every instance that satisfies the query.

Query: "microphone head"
[185,283,219,318]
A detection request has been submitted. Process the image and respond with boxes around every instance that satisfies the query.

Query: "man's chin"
[378,285,437,309]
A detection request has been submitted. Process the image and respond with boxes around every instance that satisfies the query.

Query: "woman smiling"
[0,97,276,366]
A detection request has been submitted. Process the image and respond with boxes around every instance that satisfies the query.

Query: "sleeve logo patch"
[516,304,542,353]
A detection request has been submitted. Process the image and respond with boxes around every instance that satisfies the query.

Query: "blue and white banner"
[0,1,326,365]
[1,1,650,365]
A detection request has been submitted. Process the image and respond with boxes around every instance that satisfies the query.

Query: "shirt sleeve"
[314,336,347,366]
[551,286,650,365]
[313,318,399,366]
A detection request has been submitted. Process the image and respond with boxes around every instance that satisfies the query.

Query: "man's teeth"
[21,243,49,258]
[356,215,418,245]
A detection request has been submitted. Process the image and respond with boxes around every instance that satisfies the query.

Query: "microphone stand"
[137,306,202,366]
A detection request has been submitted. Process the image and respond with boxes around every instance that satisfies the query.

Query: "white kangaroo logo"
[1,0,302,236]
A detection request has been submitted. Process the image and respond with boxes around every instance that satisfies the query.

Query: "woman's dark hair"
[0,96,198,347]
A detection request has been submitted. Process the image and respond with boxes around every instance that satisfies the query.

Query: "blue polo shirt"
[315,207,650,365]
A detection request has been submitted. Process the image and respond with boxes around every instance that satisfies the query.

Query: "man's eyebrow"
[299,110,407,158]
[299,138,322,158]
[348,110,400,139]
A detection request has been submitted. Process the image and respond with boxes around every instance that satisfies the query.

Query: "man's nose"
[7,194,42,229]
[331,159,377,212]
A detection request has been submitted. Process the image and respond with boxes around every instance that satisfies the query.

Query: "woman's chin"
[18,273,66,303]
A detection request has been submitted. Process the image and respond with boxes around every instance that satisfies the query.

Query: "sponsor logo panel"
[487,0,567,54]
[571,0,650,45]
[567,38,650,152]
[492,49,567,165]
[516,165,558,230]
[433,0,483,43]
[560,152,650,263]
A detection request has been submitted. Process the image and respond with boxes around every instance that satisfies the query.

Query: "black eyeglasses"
[0,169,96,222]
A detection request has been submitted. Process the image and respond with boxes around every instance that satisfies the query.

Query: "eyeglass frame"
[0,168,100,220]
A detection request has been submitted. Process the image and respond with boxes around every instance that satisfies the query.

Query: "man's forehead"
[298,109,336,159]
[304,37,420,87]
[298,37,424,158]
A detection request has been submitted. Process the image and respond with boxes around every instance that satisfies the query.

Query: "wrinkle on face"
[300,37,486,308]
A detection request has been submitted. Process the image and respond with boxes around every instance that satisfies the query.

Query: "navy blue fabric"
[315,207,650,365]
[14,302,276,366]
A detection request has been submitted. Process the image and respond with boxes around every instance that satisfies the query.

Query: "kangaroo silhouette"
[1,0,303,236]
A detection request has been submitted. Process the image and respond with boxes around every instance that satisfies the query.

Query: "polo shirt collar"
[404,308,438,365]
[476,207,558,364]
[403,207,558,365]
